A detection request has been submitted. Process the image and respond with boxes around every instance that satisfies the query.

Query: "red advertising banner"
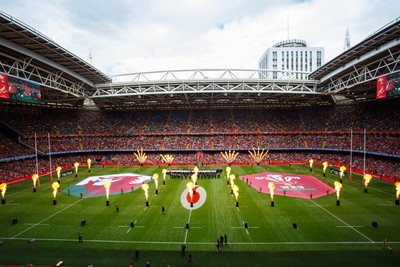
[377,71,400,99]
[376,75,387,99]
[0,73,10,99]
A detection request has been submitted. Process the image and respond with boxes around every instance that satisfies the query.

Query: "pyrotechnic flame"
[74,162,79,174]
[363,174,373,188]
[160,154,174,164]
[87,158,92,170]
[162,169,167,181]
[141,183,149,201]
[0,182,7,199]
[334,181,342,200]
[186,182,194,202]
[191,174,198,185]
[134,147,147,164]
[32,173,39,188]
[248,147,269,164]
[153,173,159,189]
[226,167,231,181]
[309,159,314,168]
[52,182,60,199]
[268,182,275,201]
[229,174,236,186]
[322,161,329,173]
[104,182,111,200]
[194,166,199,176]
[232,184,239,200]
[339,166,346,179]
[220,150,239,164]
[56,166,62,179]
[395,182,400,199]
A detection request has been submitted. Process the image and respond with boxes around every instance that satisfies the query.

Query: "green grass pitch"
[0,164,399,266]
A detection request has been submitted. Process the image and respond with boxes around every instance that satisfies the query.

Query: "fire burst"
[104,182,111,200]
[363,174,373,189]
[232,184,239,200]
[32,174,39,188]
[334,181,342,200]
[220,150,239,165]
[0,182,7,200]
[268,182,275,201]
[74,162,79,174]
[322,162,329,173]
[142,183,149,201]
[248,147,269,164]
[160,154,174,165]
[134,147,147,164]
[52,182,60,199]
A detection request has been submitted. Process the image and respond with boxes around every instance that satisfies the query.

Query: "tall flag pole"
[350,128,353,181]
[34,133,39,176]
[363,127,366,175]
[48,133,53,182]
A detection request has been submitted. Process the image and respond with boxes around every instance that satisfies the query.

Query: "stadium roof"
[0,10,110,86]
[0,9,399,109]
[310,17,400,81]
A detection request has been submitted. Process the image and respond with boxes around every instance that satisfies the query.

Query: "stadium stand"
[0,99,399,182]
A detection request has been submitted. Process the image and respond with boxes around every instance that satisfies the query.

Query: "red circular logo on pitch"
[186,186,200,203]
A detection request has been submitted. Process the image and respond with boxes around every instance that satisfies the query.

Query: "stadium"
[0,9,400,267]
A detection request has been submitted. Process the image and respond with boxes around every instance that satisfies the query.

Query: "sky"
[1,0,399,77]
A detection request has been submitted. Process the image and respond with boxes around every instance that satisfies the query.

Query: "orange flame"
[339,166,346,179]
[153,173,159,189]
[363,174,372,188]
[52,182,60,199]
[186,182,194,202]
[232,184,239,200]
[226,167,231,181]
[322,162,329,173]
[32,173,39,188]
[334,181,342,200]
[103,182,111,200]
[56,166,62,179]
[141,183,149,200]
[0,182,7,199]
[395,182,400,199]
[87,158,92,170]
[74,162,79,173]
[309,159,314,168]
[229,174,236,187]
[268,182,275,201]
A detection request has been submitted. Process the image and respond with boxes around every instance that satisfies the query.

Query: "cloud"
[1,0,399,76]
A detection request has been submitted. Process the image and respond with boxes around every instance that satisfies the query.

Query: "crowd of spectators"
[0,99,399,182]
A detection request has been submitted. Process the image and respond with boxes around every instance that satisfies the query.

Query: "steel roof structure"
[0,10,399,110]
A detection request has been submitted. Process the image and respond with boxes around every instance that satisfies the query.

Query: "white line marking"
[377,204,394,206]
[24,223,49,226]
[118,226,129,228]
[310,200,373,242]
[127,228,131,233]
[336,226,364,228]
[183,209,192,244]
[12,199,83,239]
[4,237,400,245]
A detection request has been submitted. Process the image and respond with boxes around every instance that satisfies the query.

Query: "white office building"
[258,39,324,80]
